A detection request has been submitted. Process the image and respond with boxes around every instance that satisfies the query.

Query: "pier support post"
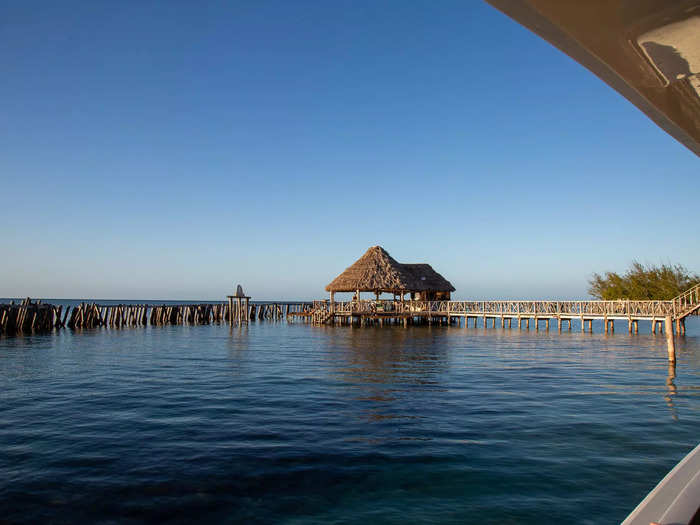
[557,318,561,331]
[609,320,614,333]
[665,316,675,362]
[526,318,530,330]
[580,318,585,332]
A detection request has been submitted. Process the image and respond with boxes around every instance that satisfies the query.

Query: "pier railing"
[315,299,680,319]
[434,300,675,318]
[673,283,700,318]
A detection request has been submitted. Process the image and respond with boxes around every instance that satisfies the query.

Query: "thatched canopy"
[325,246,455,294]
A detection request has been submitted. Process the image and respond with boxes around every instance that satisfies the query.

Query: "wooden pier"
[2,284,698,363]
[301,284,699,330]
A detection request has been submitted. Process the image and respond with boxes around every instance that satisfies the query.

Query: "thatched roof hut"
[325,246,455,298]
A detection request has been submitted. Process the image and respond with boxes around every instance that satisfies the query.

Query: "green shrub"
[589,262,699,300]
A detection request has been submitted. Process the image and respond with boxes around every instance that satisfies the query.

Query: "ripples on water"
[1,319,699,523]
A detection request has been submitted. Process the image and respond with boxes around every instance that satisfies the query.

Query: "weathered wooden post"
[665,316,675,362]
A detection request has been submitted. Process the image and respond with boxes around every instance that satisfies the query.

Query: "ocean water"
[1,317,699,524]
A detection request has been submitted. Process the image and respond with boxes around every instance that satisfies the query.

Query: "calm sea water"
[1,312,699,524]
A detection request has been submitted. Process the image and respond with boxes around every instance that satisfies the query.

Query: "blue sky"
[1,1,697,300]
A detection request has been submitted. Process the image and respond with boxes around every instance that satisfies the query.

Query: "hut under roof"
[325,246,455,300]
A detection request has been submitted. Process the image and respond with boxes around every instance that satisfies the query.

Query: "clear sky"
[1,1,697,301]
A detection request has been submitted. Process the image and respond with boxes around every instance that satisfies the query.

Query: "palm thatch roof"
[325,246,455,293]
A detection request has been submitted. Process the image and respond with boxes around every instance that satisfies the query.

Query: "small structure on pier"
[325,246,455,301]
[227,284,250,323]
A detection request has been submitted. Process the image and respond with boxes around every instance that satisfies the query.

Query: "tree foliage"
[588,262,700,300]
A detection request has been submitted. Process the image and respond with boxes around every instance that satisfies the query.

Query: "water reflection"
[323,326,449,428]
[665,362,678,421]
[226,323,250,368]
[329,327,448,386]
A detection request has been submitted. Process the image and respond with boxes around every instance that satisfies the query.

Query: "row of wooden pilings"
[461,315,679,362]
[0,299,57,334]
[462,315,686,335]
[0,299,313,335]
[299,309,688,336]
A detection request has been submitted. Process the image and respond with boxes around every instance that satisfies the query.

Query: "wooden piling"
[665,316,675,362]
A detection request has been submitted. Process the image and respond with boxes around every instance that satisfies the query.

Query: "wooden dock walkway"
[293,284,700,337]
